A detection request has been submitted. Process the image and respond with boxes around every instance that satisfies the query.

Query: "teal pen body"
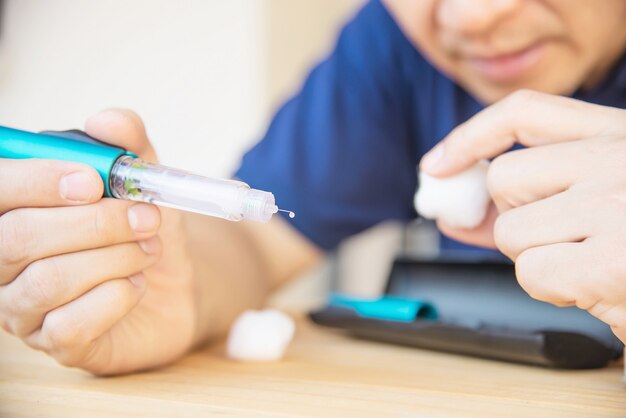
[0,126,133,196]
[0,125,281,223]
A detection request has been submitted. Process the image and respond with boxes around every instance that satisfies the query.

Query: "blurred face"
[384,0,626,103]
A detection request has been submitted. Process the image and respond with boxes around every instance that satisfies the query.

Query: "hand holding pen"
[0,110,199,374]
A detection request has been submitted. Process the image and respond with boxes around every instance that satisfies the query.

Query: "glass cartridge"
[109,156,283,223]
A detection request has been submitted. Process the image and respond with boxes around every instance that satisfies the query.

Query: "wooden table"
[1,317,625,417]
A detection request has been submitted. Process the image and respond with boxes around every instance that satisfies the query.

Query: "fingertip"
[420,144,468,177]
[436,218,498,249]
[58,165,104,204]
[420,143,445,175]
[128,273,147,290]
[127,203,161,234]
[85,109,154,159]
[85,108,146,136]
[138,235,162,256]
[436,219,467,239]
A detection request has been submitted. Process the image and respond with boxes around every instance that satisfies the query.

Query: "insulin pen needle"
[277,208,296,219]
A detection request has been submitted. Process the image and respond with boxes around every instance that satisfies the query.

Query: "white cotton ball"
[414,160,490,229]
[227,309,295,362]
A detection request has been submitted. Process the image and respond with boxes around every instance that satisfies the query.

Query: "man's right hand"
[0,110,197,374]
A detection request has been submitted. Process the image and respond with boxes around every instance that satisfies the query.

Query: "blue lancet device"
[329,293,438,322]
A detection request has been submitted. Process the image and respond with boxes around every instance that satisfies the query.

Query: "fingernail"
[138,237,160,255]
[128,273,146,288]
[127,204,160,233]
[59,172,98,202]
[421,144,445,173]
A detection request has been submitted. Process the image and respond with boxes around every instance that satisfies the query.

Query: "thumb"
[436,202,499,249]
[84,109,158,162]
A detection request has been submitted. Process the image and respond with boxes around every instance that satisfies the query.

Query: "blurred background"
[0,0,432,307]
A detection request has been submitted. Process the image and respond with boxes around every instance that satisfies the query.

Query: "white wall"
[0,0,266,177]
[262,0,363,117]
[0,0,362,178]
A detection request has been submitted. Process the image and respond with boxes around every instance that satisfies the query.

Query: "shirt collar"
[575,51,626,104]
[614,52,626,90]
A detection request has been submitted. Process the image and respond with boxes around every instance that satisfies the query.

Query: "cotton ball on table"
[415,160,490,229]
[227,309,295,362]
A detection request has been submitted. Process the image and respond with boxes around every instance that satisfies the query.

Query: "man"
[0,0,625,374]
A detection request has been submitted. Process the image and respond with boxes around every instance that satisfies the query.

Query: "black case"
[310,257,623,369]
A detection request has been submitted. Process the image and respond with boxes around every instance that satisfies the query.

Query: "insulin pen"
[0,126,294,223]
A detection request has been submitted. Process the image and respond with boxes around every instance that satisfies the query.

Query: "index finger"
[85,109,157,162]
[420,90,626,177]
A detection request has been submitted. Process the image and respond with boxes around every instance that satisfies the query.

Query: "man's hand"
[420,90,626,342]
[0,110,197,374]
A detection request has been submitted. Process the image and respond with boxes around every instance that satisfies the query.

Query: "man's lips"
[465,42,546,82]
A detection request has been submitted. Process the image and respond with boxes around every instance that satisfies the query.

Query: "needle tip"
[278,208,296,219]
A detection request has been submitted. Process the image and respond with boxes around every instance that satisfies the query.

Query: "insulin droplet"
[278,209,296,219]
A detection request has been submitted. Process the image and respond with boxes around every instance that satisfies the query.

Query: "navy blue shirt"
[236,0,626,251]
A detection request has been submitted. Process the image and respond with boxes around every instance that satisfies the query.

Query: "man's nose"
[437,0,521,36]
